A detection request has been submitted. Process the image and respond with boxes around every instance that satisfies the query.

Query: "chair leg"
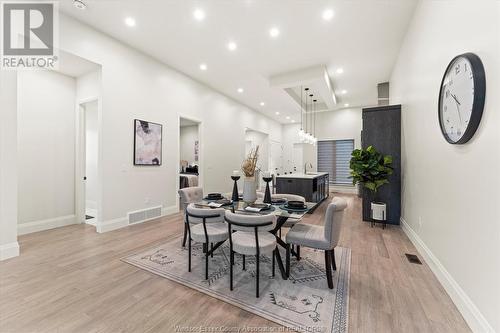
[182,224,187,247]
[211,243,214,258]
[230,250,234,290]
[272,249,276,278]
[242,255,246,270]
[205,244,209,280]
[256,254,260,298]
[331,248,337,271]
[325,250,333,289]
[296,245,301,261]
[286,244,290,278]
[188,237,192,272]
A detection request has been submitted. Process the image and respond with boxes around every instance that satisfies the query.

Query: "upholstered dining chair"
[224,211,276,298]
[286,197,347,289]
[178,187,204,247]
[271,193,306,241]
[186,204,228,280]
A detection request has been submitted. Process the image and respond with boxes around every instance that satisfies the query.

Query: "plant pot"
[242,177,257,203]
[371,202,386,221]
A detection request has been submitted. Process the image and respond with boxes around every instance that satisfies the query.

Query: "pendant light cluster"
[298,87,318,145]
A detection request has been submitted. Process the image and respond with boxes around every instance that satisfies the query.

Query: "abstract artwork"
[134,119,162,165]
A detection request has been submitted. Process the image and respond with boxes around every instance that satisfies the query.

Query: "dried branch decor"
[241,146,259,177]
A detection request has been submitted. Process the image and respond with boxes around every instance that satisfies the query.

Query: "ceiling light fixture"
[286,116,290,120]
[124,17,136,27]
[344,103,349,107]
[260,102,265,106]
[322,9,334,21]
[73,0,87,10]
[199,63,207,71]
[291,119,296,123]
[341,89,347,95]
[193,8,206,21]
[237,87,244,93]
[227,41,237,51]
[336,68,344,74]
[269,27,280,38]
[275,111,280,115]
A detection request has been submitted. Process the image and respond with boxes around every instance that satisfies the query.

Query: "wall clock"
[438,52,486,144]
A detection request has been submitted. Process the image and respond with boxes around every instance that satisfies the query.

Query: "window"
[317,139,354,185]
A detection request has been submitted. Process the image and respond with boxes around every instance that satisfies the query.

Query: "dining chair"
[186,204,228,280]
[178,187,204,247]
[285,197,347,289]
[271,193,306,256]
[224,211,276,298]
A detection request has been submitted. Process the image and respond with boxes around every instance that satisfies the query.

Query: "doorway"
[79,100,99,225]
[178,116,202,207]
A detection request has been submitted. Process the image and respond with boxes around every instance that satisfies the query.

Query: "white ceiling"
[60,0,417,123]
[56,50,100,78]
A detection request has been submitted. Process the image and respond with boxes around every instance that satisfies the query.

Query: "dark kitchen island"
[275,172,329,209]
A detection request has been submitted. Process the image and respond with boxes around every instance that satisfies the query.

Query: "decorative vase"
[242,176,257,203]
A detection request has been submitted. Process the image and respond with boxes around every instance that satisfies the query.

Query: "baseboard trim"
[0,241,20,261]
[18,214,77,235]
[400,217,494,333]
[97,205,179,234]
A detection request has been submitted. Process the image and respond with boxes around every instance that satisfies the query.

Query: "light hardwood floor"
[0,194,470,333]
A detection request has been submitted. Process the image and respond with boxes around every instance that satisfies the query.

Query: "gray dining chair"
[271,193,306,242]
[178,187,204,247]
[286,197,347,289]
[186,204,228,280]
[224,211,276,298]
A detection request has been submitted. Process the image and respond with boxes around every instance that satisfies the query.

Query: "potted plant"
[241,146,260,203]
[349,145,393,225]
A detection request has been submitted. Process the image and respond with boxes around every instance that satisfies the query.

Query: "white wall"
[85,100,98,211]
[245,129,269,172]
[0,71,19,260]
[17,70,77,233]
[390,1,500,332]
[56,14,282,231]
[179,125,198,165]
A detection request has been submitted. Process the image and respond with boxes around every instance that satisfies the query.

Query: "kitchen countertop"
[275,172,329,179]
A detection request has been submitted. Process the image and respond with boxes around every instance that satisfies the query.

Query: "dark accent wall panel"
[361,105,401,225]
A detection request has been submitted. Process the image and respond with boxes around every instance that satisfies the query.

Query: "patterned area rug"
[122,236,350,333]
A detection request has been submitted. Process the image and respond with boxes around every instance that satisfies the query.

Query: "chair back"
[178,187,203,211]
[224,211,275,233]
[272,193,305,202]
[186,204,225,224]
[324,197,347,248]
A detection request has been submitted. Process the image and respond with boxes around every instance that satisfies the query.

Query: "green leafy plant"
[349,145,393,193]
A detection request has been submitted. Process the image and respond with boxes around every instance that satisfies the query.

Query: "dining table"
[194,197,315,280]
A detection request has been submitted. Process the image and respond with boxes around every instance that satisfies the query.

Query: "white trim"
[400,217,494,333]
[0,242,20,261]
[18,215,77,235]
[97,205,179,233]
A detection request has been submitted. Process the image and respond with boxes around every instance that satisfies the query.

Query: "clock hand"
[451,93,461,106]
[452,96,462,124]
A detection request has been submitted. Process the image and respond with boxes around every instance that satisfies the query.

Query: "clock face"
[438,53,486,144]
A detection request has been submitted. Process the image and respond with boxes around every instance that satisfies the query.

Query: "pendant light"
[298,86,305,142]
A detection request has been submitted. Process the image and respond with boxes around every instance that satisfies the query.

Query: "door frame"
[176,114,203,211]
[75,96,102,227]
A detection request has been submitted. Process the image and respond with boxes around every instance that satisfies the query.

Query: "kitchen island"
[275,172,329,208]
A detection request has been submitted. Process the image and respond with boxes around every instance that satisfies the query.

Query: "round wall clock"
[438,52,486,144]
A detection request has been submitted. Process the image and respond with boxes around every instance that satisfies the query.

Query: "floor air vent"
[405,253,422,265]
[128,206,162,225]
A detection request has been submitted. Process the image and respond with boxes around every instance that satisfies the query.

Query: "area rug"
[122,236,350,333]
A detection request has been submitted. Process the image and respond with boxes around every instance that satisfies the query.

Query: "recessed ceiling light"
[199,63,207,71]
[341,89,347,95]
[193,8,205,21]
[291,119,296,123]
[260,102,265,106]
[227,41,238,51]
[73,0,87,10]
[344,103,349,107]
[322,9,334,21]
[286,116,290,120]
[124,17,136,27]
[336,68,344,74]
[275,112,280,115]
[237,87,244,93]
[269,27,280,38]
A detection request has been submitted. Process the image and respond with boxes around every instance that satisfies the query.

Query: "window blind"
[317,139,354,185]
